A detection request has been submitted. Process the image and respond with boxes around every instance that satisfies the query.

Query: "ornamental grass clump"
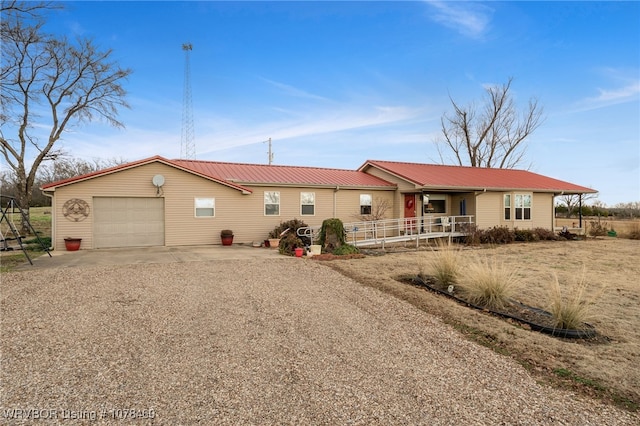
[419,240,463,287]
[458,257,520,311]
[546,268,606,330]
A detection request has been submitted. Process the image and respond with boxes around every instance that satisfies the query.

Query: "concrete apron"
[15,244,286,270]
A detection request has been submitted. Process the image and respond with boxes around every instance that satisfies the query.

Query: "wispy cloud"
[423,1,493,39]
[260,78,331,102]
[196,104,427,157]
[571,70,640,112]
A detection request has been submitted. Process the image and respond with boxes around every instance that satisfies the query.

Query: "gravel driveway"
[1,259,637,424]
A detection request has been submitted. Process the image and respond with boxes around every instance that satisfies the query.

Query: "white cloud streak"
[572,76,640,113]
[423,1,493,39]
[260,78,331,102]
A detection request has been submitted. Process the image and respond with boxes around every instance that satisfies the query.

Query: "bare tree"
[556,193,598,218]
[352,197,392,222]
[37,155,127,184]
[437,77,544,169]
[0,1,131,230]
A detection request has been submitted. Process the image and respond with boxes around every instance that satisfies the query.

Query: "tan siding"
[475,192,502,229]
[532,193,554,229]
[51,162,399,249]
[364,168,417,192]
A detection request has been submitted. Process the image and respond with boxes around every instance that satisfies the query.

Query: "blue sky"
[37,1,640,204]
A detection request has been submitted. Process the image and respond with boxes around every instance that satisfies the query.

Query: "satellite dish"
[152,174,165,187]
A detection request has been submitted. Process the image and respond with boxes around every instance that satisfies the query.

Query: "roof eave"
[420,185,597,194]
[39,156,254,194]
[233,181,396,190]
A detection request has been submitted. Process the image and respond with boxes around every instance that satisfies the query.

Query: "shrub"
[318,218,347,252]
[419,240,463,287]
[279,232,305,256]
[587,218,608,238]
[479,226,515,245]
[458,257,520,311]
[461,223,481,245]
[514,228,536,242]
[533,227,558,241]
[546,268,605,330]
[557,228,577,240]
[268,219,310,243]
[332,244,359,256]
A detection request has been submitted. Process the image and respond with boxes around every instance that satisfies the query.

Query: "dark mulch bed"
[405,275,599,340]
[310,253,366,261]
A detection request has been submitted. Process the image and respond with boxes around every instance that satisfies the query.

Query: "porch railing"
[297,215,474,248]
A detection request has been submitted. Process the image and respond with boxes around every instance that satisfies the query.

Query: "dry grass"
[546,267,607,330]
[419,240,463,286]
[556,217,639,238]
[458,257,521,311]
[327,238,640,412]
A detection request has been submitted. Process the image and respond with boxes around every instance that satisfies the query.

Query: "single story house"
[41,156,596,250]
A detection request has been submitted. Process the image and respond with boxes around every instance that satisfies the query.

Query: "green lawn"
[0,206,52,272]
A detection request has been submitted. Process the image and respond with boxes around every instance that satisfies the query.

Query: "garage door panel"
[94,197,165,248]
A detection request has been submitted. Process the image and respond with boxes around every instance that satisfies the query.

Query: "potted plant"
[220,229,234,246]
[64,237,82,251]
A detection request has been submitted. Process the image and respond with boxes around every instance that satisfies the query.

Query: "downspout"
[333,186,340,217]
[43,191,55,250]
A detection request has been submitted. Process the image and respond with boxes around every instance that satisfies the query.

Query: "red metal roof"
[40,156,253,193]
[172,159,396,188]
[41,156,396,191]
[359,160,596,193]
[41,155,595,195]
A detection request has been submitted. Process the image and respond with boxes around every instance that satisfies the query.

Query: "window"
[424,195,446,214]
[360,194,372,215]
[300,192,315,215]
[264,191,280,216]
[504,194,511,220]
[195,197,214,217]
[515,194,532,220]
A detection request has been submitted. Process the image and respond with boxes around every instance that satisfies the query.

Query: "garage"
[93,197,165,248]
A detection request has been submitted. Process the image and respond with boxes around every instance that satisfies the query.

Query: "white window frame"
[504,194,511,220]
[360,194,372,215]
[300,192,315,216]
[264,191,280,216]
[514,194,532,220]
[194,197,215,217]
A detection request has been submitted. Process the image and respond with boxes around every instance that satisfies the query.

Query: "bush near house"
[268,219,310,256]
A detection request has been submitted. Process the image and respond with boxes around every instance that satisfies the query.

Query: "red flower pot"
[64,238,82,251]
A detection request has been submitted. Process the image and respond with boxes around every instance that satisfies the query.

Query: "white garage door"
[94,197,165,248]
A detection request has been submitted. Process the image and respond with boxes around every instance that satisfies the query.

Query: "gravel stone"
[1,259,637,424]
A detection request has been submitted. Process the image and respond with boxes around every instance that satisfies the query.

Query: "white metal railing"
[297,215,474,248]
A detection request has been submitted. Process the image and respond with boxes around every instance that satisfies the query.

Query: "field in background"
[0,207,51,271]
[556,217,639,237]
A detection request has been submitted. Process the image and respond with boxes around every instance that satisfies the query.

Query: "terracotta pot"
[221,235,234,246]
[64,238,82,251]
[268,238,280,249]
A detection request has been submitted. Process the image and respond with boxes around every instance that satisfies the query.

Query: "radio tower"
[181,43,195,159]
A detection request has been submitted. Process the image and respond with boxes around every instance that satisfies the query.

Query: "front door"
[404,194,417,233]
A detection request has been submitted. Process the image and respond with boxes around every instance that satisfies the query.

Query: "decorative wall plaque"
[62,198,90,222]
